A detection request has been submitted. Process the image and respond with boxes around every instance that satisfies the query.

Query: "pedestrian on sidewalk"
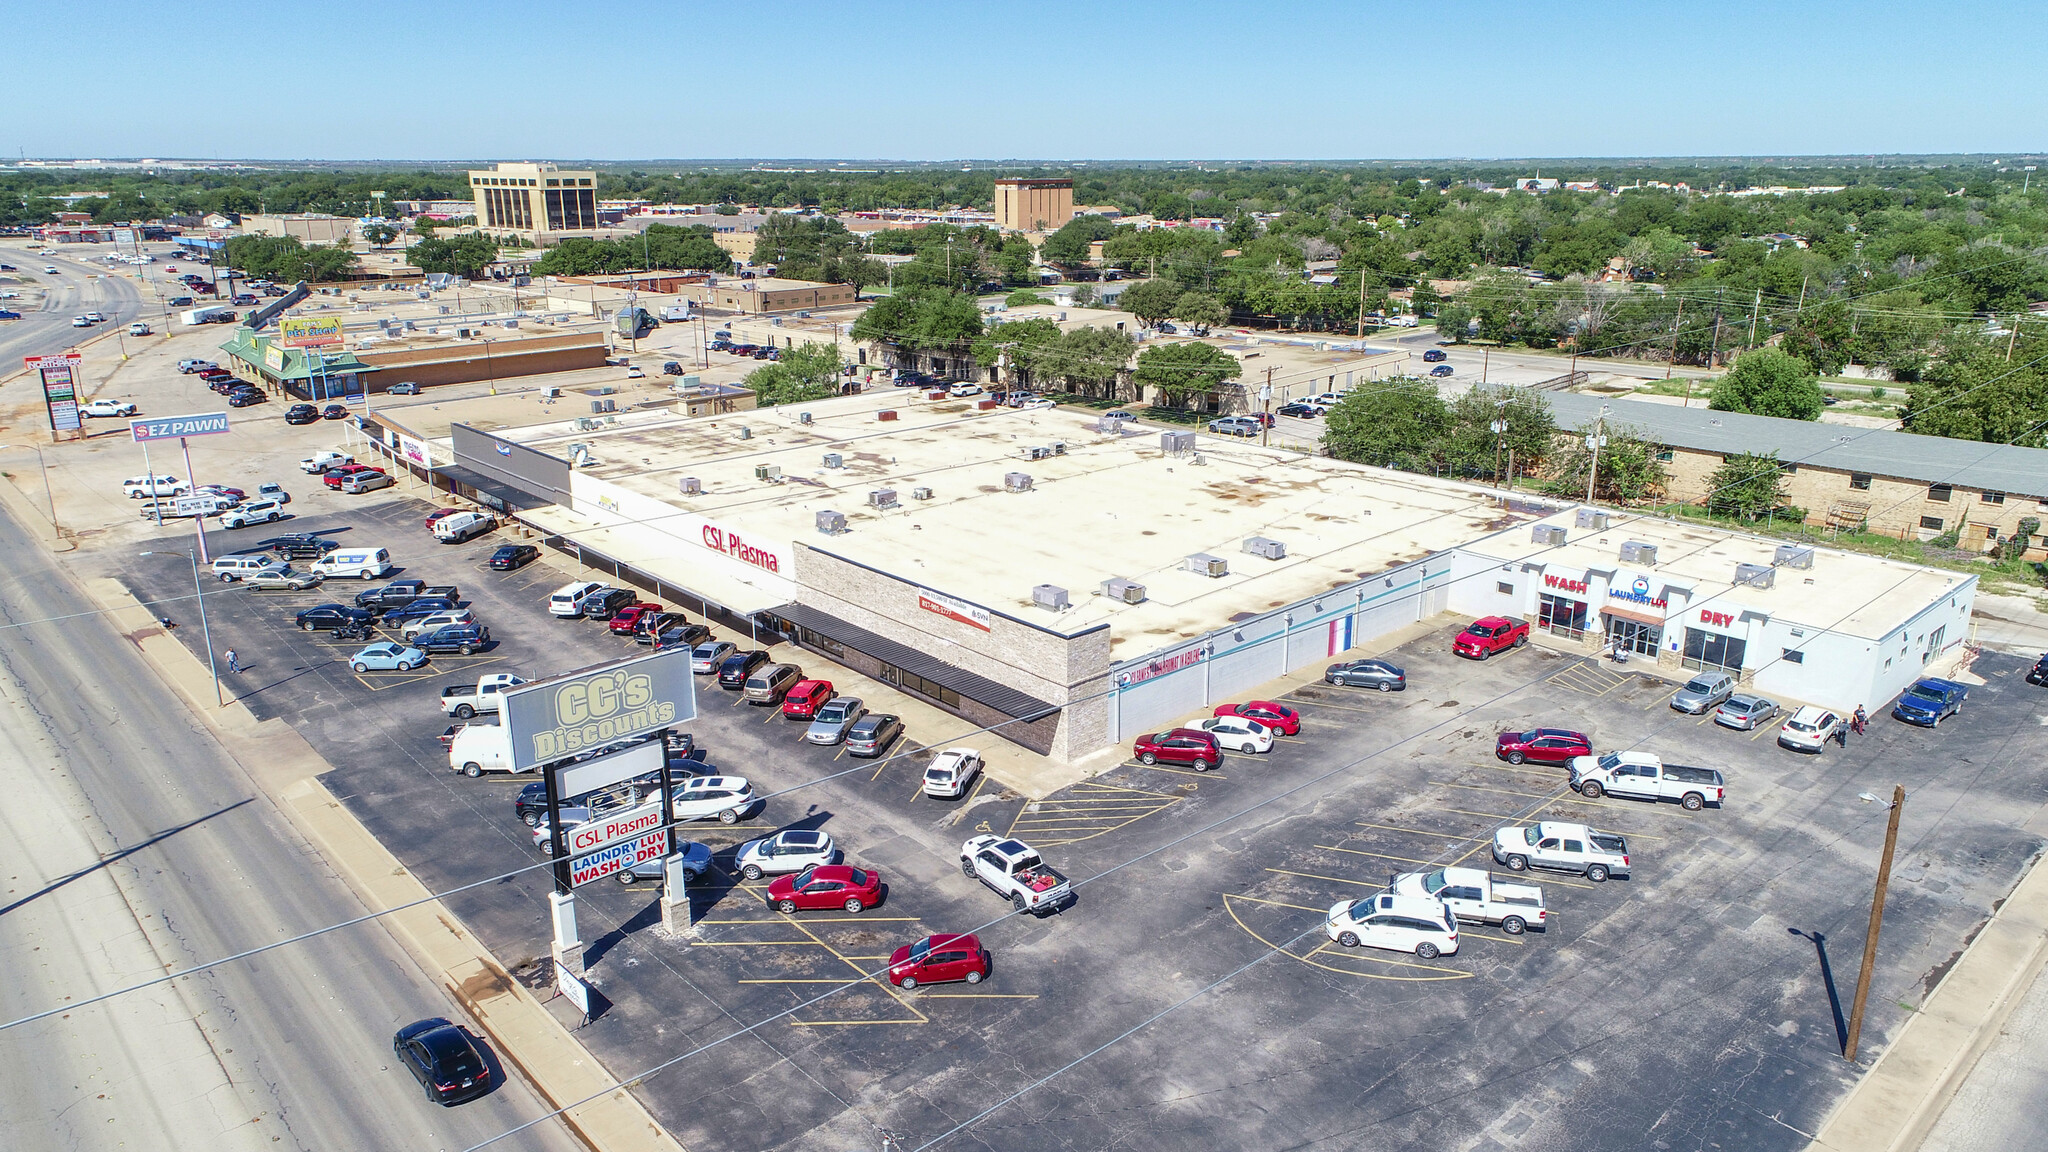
[225,647,240,674]
[1852,705,1868,735]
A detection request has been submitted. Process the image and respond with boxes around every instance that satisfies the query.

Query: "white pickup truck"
[1391,867,1547,934]
[441,672,526,719]
[1492,821,1631,882]
[300,450,353,474]
[1567,750,1725,811]
[961,835,1074,915]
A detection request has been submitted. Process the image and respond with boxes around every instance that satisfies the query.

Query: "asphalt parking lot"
[119,496,2048,1152]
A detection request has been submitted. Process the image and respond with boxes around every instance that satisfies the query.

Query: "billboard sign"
[502,648,695,774]
[28,354,81,433]
[918,587,992,631]
[277,315,344,348]
[172,494,223,517]
[569,827,670,887]
[562,798,666,859]
[130,412,231,442]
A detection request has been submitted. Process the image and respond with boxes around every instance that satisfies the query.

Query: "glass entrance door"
[1605,616,1662,656]
[1538,593,1588,640]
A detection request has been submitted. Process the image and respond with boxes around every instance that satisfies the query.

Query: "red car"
[1132,728,1221,770]
[424,508,463,530]
[887,933,990,989]
[1495,728,1592,765]
[607,603,665,635]
[780,678,834,719]
[1213,700,1301,736]
[324,464,384,490]
[766,864,883,914]
[1453,616,1529,660]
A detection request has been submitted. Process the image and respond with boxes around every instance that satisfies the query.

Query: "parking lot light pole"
[1845,784,1907,1062]
[140,549,223,708]
[0,444,59,540]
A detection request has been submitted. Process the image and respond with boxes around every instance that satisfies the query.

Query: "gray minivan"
[1670,672,1736,714]
[743,663,804,705]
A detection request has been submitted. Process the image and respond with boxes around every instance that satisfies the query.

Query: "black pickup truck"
[353,579,461,610]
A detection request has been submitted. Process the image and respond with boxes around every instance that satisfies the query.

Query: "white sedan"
[671,776,756,824]
[1193,715,1274,753]
[734,829,837,880]
[81,399,138,418]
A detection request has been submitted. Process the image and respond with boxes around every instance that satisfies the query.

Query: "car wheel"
[717,808,739,824]
[1138,751,1157,765]
[1505,854,1528,872]
[1377,682,1393,693]
[1506,751,1525,765]
[361,571,375,579]
[522,811,540,827]
[219,572,235,582]
[965,970,983,984]
[352,662,369,672]
[842,897,865,914]
[1501,915,1526,935]
[1586,864,1609,882]
[616,870,639,885]
[1578,781,1604,799]
[1415,942,1441,960]
[300,621,313,631]
[1011,893,1028,913]
[1239,742,1256,754]
[961,858,976,877]
[899,975,917,990]
[539,839,556,857]
[1681,792,1705,812]
[463,762,482,778]
[459,645,475,655]
[1479,647,1491,660]
[1337,931,1360,948]
[776,899,797,914]
[395,660,414,671]
[1514,633,1527,647]
[741,864,763,881]
[454,704,475,719]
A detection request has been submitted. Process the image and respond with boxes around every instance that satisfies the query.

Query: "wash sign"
[130,412,231,442]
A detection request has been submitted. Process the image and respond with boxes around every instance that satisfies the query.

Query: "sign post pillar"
[548,890,583,978]
[662,854,696,935]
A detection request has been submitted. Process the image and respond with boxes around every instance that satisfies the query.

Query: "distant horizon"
[8,153,2047,170]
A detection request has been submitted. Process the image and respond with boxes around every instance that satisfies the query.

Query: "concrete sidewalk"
[85,575,687,1152]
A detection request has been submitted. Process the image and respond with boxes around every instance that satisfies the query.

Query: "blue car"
[1891,677,1967,727]
[350,641,428,672]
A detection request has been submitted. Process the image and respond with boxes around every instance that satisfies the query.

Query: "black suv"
[259,534,339,560]
[650,621,711,651]
[381,597,458,623]
[583,588,636,620]
[285,403,320,425]
[717,650,770,690]
[414,624,490,655]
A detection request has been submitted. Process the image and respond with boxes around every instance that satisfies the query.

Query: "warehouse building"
[413,388,1976,762]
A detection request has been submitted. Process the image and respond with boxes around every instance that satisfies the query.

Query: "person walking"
[225,647,240,674]
[1852,705,1868,736]
[1834,719,1849,748]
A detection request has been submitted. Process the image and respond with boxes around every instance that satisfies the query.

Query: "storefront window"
[1682,628,1747,673]
[1605,617,1661,656]
[1537,593,1588,640]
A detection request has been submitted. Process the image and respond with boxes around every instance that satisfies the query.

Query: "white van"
[448,723,515,777]
[211,553,280,582]
[549,580,606,618]
[433,511,496,544]
[311,546,394,581]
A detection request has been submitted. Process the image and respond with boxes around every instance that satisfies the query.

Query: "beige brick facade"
[994,179,1075,233]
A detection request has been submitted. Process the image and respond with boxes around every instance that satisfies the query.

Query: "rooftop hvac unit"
[869,488,898,509]
[1183,553,1229,578]
[678,477,702,496]
[911,486,934,500]
[1773,544,1816,570]
[823,452,843,469]
[755,463,782,482]
[1243,536,1287,560]
[1050,441,1067,455]
[1618,541,1658,566]
[799,412,813,425]
[1032,584,1070,612]
[1575,509,1611,530]
[1532,525,1568,547]
[1004,471,1033,492]
[1161,430,1197,455]
[1734,562,1775,589]
[1100,577,1147,604]
[1024,445,1049,461]
[816,510,847,535]
[738,426,752,440]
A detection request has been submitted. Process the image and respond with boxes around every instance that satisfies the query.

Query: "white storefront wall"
[1107,555,1451,742]
[564,472,797,607]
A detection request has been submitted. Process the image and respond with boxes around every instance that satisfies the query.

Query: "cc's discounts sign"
[502,648,698,774]
[26,354,81,433]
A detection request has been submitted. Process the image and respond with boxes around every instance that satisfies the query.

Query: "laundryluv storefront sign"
[1608,571,1668,610]
[570,828,670,887]
[502,649,697,773]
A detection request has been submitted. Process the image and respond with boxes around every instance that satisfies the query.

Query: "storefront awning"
[436,465,556,510]
[778,604,1057,721]
[1600,605,1664,628]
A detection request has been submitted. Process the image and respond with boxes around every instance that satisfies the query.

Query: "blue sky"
[12,0,2044,161]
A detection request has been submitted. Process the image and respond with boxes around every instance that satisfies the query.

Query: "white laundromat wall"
[1106,554,1451,742]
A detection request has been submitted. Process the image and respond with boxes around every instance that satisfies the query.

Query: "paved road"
[0,501,580,1152]
[0,244,153,368]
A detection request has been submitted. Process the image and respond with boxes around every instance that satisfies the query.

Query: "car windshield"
[907,938,932,962]
[1684,677,1717,693]
[793,865,817,886]
[1596,753,1620,772]
[1904,686,1944,703]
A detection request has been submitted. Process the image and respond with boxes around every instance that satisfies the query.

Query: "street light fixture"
[139,548,223,707]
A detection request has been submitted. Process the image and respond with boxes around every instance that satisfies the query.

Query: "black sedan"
[717,649,770,689]
[321,403,350,420]
[284,403,320,425]
[650,621,711,651]
[392,1017,491,1105]
[1422,349,1448,362]
[228,390,268,407]
[1276,403,1324,419]
[1324,658,1407,692]
[488,544,538,571]
[295,603,375,632]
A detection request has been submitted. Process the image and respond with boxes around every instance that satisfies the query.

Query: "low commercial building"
[1548,393,2048,554]
[394,387,1973,764]
[672,276,855,314]
[217,328,607,398]
[240,214,355,244]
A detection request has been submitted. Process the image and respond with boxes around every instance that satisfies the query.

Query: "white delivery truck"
[448,722,516,777]
[179,305,236,326]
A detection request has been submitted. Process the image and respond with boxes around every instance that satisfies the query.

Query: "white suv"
[671,776,756,824]
[220,498,286,529]
[1324,893,1460,959]
[734,829,836,880]
[1778,705,1844,753]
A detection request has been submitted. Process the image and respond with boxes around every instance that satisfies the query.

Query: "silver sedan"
[1713,693,1779,731]
[805,697,868,745]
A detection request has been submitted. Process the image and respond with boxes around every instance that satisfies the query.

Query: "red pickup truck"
[1454,616,1529,660]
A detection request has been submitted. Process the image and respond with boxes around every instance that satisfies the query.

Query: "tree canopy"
[222,234,357,283]
[1707,347,1826,420]
[409,232,498,279]
[1132,341,1240,406]
[848,287,982,352]
[744,342,843,407]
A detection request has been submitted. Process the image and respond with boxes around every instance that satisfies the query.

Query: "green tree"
[1703,452,1798,522]
[363,223,400,249]
[1045,326,1136,397]
[1434,300,1474,343]
[1409,279,1441,318]
[1440,386,1556,481]
[1119,277,1184,327]
[838,255,887,300]
[1132,341,1240,407]
[1542,422,1668,504]
[1172,291,1228,332]
[972,317,1064,385]
[1039,215,1116,265]
[1005,289,1048,307]
[410,216,440,236]
[744,342,843,407]
[849,287,982,354]
[1225,213,1260,247]
[1708,347,1825,420]
[1323,378,1450,472]
[410,232,498,279]
[1780,299,1853,375]
[1902,331,2048,446]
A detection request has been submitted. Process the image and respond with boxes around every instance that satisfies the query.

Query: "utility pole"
[1665,297,1685,379]
[1747,288,1762,348]
[2007,314,2021,362]
[1355,269,1368,338]
[1490,397,1508,490]
[1583,406,1610,506]
[1797,271,1809,314]
[1260,367,1274,447]
[1844,784,1907,1062]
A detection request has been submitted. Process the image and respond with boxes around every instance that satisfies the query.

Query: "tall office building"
[993,178,1075,233]
[468,163,600,241]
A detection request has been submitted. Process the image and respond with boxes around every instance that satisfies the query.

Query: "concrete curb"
[1806,849,2048,1152]
[83,573,687,1152]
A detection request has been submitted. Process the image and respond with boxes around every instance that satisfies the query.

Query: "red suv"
[887,933,990,989]
[1495,728,1591,765]
[766,864,883,914]
[1213,700,1301,736]
[1133,728,1222,770]
[607,603,664,635]
[323,464,384,489]
[780,679,834,719]
[1454,616,1529,660]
